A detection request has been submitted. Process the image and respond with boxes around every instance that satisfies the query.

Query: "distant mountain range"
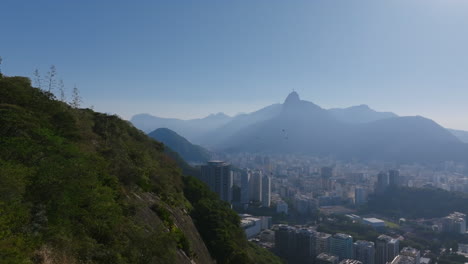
[328,104,397,123]
[132,112,231,138]
[131,92,468,163]
[148,128,212,164]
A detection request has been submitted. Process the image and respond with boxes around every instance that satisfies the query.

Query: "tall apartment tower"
[354,240,375,264]
[321,167,333,191]
[297,229,318,264]
[262,174,271,207]
[376,172,389,194]
[275,225,297,260]
[316,232,332,255]
[241,171,251,204]
[330,233,354,260]
[249,170,263,202]
[355,187,367,205]
[201,161,233,203]
[388,170,400,187]
[376,235,399,264]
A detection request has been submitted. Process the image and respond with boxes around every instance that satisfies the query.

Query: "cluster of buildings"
[240,169,271,207]
[199,160,272,208]
[200,156,468,263]
[441,212,466,234]
[274,225,423,264]
[375,170,401,194]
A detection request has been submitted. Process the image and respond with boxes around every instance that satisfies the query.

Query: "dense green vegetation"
[148,128,212,164]
[184,176,283,264]
[317,215,380,242]
[0,75,282,264]
[363,187,468,219]
[0,76,188,263]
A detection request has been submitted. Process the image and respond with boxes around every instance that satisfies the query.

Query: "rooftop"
[333,233,353,240]
[354,240,375,247]
[339,259,363,264]
[317,253,339,262]
[377,234,393,242]
[390,255,416,264]
[363,217,385,224]
[400,247,420,257]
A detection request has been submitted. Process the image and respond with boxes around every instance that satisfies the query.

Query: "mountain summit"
[284,91,300,105]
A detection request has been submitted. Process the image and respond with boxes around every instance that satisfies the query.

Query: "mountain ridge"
[130,92,468,163]
[148,128,212,164]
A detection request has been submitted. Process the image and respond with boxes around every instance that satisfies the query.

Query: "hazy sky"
[1,0,468,130]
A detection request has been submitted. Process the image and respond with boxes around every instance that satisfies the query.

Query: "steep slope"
[217,92,468,163]
[329,104,397,123]
[0,76,213,264]
[131,112,231,141]
[345,116,466,162]
[148,128,212,164]
[0,75,281,264]
[448,129,468,143]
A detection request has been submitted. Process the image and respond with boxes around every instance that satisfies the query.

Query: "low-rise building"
[442,212,466,234]
[400,247,420,264]
[362,218,386,230]
[340,260,363,264]
[241,217,262,238]
[458,243,468,255]
[390,255,416,264]
[317,253,339,264]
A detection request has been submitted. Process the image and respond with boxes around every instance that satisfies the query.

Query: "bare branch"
[58,79,66,102]
[33,69,43,89]
[71,85,82,109]
[46,65,57,93]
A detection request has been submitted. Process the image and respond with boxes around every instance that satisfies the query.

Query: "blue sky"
[1,0,468,130]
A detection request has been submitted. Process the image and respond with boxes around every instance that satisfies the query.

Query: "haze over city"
[1,0,468,130]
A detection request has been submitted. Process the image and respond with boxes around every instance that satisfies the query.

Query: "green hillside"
[148,128,211,164]
[0,74,282,264]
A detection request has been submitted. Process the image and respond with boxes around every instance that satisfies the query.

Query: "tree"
[58,79,66,102]
[33,69,43,90]
[45,65,57,92]
[71,85,82,108]
[0,56,3,76]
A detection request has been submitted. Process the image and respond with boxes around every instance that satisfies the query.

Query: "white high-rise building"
[262,174,271,207]
[249,170,262,202]
[241,171,251,204]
